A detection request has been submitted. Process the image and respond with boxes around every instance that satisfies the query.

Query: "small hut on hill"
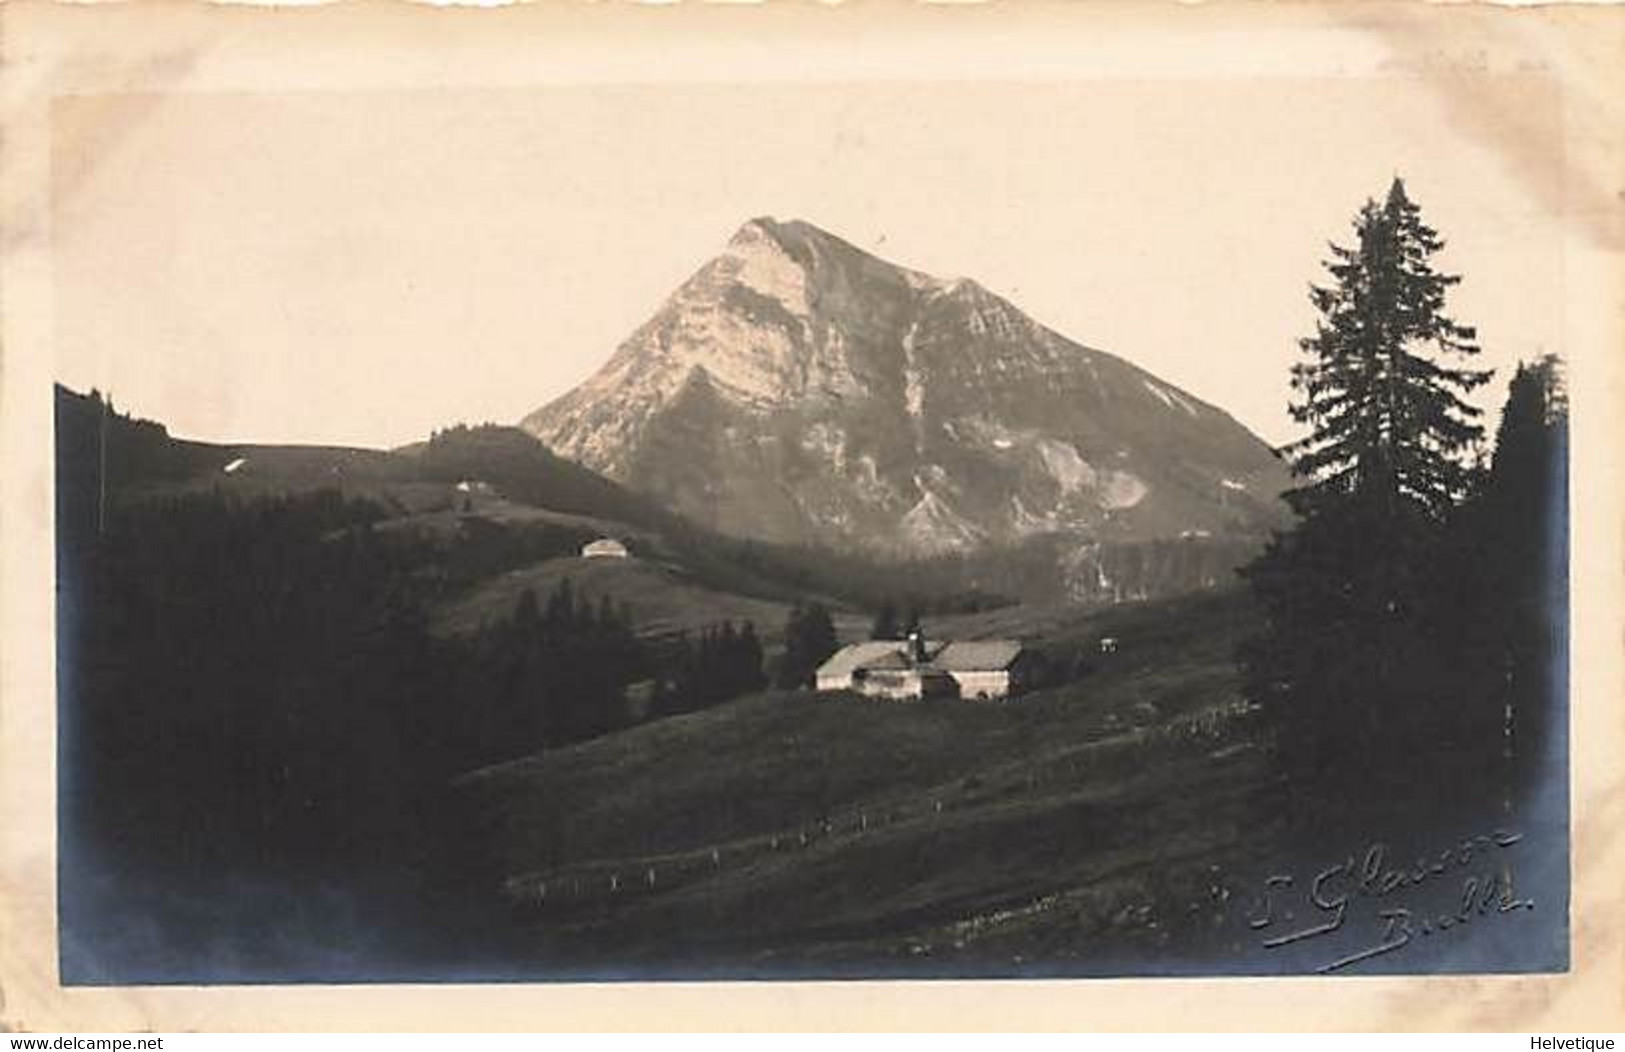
[581,537,630,560]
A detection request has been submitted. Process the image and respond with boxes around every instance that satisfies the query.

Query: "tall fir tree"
[777,601,838,689]
[870,600,899,641]
[737,621,768,694]
[801,602,838,680]
[1284,177,1492,520]
[1478,356,1569,790]
[1241,177,1494,819]
[775,604,806,689]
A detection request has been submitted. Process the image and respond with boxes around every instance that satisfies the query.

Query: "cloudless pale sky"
[52,68,1564,450]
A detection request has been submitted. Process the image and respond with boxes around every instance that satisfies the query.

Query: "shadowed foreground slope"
[457,590,1282,978]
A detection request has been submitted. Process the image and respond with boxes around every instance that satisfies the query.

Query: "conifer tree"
[777,602,838,689]
[1284,177,1492,520]
[513,587,540,633]
[870,600,899,641]
[546,577,575,628]
[737,621,767,694]
[801,602,838,677]
[1478,356,1568,789]
[1241,177,1494,815]
[775,604,806,689]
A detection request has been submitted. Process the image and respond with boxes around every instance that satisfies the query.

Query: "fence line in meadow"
[502,698,1261,913]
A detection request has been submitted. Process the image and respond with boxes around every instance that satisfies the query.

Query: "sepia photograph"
[3,0,1623,1033]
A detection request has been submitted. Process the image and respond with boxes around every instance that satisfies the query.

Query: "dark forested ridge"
[58,484,477,979]
[56,386,1258,619]
[54,390,783,980]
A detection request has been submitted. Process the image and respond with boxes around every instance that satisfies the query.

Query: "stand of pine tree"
[776,602,838,689]
[54,486,768,980]
[1240,179,1567,834]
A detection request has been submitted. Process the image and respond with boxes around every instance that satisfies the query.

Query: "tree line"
[654,620,769,716]
[54,478,786,979]
[474,577,777,730]
[1239,177,1567,831]
[775,601,839,689]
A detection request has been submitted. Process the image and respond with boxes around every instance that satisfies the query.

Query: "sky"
[50,41,1566,451]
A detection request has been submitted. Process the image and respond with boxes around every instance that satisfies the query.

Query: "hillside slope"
[53,386,998,618]
[456,590,1279,976]
[434,550,868,646]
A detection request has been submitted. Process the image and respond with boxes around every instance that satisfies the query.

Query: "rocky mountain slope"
[523,218,1290,556]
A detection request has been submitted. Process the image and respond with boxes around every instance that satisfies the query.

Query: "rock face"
[523,217,1290,556]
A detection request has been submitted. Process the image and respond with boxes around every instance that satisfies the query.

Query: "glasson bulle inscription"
[1248,832,1534,973]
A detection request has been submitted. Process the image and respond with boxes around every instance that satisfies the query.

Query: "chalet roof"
[816,641,911,678]
[934,640,1024,671]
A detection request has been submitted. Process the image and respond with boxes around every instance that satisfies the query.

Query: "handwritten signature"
[1247,831,1536,973]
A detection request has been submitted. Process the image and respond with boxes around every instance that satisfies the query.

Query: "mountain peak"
[728,215,822,249]
[728,215,783,244]
[522,219,1292,555]
[726,216,894,274]
[731,214,833,235]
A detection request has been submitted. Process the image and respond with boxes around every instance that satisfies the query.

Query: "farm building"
[815,632,1029,701]
[454,478,495,513]
[581,537,630,559]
